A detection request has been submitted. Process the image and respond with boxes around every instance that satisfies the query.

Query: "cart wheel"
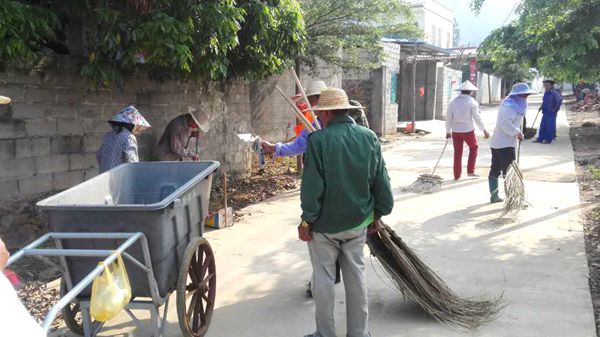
[60,279,85,335]
[177,237,216,337]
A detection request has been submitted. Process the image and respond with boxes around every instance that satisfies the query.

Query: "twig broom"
[502,140,526,217]
[367,222,505,330]
[401,139,449,194]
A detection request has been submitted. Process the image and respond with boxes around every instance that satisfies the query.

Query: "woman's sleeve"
[123,135,139,163]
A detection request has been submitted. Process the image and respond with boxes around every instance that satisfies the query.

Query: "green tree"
[0,0,305,84]
[474,0,600,82]
[479,23,536,83]
[0,1,60,69]
[299,0,421,72]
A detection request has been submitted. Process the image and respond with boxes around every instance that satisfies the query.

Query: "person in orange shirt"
[261,81,327,158]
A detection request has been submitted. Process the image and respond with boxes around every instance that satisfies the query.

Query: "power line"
[501,2,519,26]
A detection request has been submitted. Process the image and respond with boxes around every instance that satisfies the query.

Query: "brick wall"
[0,56,300,248]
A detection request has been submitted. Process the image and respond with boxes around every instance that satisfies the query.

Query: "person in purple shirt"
[534,79,563,144]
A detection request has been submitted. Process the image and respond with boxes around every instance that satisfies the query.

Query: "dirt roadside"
[566,103,600,335]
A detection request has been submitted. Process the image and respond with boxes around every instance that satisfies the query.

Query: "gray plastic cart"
[7,161,220,337]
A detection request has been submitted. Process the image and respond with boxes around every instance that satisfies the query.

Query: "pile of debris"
[16,282,62,331]
[572,93,600,112]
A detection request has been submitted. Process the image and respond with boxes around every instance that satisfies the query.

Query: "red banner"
[469,58,478,84]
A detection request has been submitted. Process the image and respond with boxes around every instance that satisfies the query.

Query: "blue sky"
[439,0,520,46]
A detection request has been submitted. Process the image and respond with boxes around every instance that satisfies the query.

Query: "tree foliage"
[0,0,305,84]
[0,1,60,69]
[299,0,421,72]
[479,23,536,82]
[476,0,600,82]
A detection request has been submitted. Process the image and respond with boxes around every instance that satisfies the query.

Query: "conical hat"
[109,105,151,128]
[454,80,479,91]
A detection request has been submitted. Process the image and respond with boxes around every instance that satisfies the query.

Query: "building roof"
[381,38,456,58]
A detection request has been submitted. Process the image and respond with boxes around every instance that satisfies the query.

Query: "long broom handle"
[291,69,321,130]
[431,139,449,176]
[275,85,316,133]
[530,109,541,128]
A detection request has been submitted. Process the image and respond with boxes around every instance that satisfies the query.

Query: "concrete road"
[52,95,595,337]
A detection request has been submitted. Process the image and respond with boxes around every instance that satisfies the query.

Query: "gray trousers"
[307,228,370,337]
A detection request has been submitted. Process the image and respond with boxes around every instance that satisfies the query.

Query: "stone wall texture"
[0,56,310,248]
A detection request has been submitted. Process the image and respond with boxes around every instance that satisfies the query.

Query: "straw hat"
[542,78,555,84]
[311,88,363,111]
[305,80,328,97]
[187,106,211,133]
[109,105,151,128]
[508,83,537,96]
[0,96,11,105]
[454,80,479,91]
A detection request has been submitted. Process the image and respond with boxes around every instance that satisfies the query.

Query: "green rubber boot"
[489,177,503,203]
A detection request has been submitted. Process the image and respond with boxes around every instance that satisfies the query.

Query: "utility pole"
[487,73,492,105]
[411,42,418,134]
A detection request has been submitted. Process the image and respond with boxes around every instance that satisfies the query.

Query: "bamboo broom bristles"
[274,85,317,133]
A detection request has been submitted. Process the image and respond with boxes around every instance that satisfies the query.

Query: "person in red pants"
[445,81,490,180]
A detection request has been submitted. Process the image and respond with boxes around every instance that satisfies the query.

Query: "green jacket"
[300,114,394,234]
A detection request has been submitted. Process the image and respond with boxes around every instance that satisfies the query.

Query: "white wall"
[410,0,454,48]
[476,72,503,104]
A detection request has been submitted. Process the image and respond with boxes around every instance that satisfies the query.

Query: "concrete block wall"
[381,43,401,135]
[342,41,401,137]
[0,56,299,248]
[476,72,503,104]
[435,66,463,120]
[343,76,376,133]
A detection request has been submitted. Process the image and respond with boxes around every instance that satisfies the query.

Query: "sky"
[439,0,520,46]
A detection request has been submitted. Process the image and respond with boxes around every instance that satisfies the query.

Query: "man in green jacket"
[299,88,394,337]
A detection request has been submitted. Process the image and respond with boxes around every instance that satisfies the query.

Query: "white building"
[408,0,454,49]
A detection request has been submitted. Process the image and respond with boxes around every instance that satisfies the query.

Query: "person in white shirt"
[488,83,536,203]
[445,81,489,180]
[0,238,46,337]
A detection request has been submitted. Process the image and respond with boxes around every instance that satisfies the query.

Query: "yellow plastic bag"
[90,254,132,322]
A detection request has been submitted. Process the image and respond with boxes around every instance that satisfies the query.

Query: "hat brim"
[186,111,210,133]
[509,89,537,96]
[312,104,364,111]
[542,80,555,84]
